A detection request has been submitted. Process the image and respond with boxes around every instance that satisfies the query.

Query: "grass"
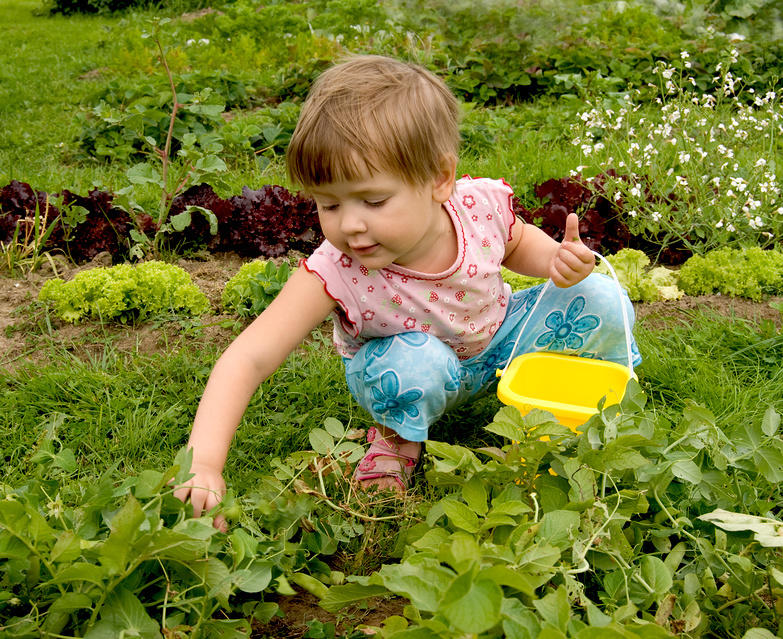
[0,0,589,204]
[3,305,781,499]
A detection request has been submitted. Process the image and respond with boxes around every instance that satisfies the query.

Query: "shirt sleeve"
[302,242,362,338]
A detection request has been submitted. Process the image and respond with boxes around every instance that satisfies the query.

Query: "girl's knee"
[345,333,462,440]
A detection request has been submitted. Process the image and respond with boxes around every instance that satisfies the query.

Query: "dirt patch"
[0,253,247,370]
[253,592,405,638]
[1,253,780,371]
[635,293,782,329]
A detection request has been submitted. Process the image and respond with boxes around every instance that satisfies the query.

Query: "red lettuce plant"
[0,180,63,247]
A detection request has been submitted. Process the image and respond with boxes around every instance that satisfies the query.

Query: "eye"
[365,198,388,208]
[320,203,339,212]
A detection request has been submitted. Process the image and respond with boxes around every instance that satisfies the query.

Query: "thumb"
[563,213,581,243]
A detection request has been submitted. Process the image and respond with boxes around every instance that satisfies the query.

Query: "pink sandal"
[353,426,419,490]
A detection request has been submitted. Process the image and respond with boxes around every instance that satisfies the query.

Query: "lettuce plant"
[222,259,292,318]
[678,246,783,300]
[38,261,210,323]
[597,248,683,302]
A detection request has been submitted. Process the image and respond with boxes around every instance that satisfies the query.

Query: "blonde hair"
[287,55,460,188]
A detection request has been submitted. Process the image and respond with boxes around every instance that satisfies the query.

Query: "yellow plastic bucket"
[496,252,636,431]
[497,352,635,430]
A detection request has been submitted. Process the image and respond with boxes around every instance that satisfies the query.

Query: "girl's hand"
[173,463,228,532]
[549,213,595,287]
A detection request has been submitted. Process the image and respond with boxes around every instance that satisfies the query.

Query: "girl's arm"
[173,266,336,529]
[502,212,594,287]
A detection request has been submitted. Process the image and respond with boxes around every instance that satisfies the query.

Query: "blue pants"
[344,274,641,442]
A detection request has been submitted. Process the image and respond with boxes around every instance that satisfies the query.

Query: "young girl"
[174,55,640,528]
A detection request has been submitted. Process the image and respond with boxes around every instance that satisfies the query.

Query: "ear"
[431,154,457,203]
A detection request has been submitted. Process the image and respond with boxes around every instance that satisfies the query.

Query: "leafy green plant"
[596,248,683,302]
[38,260,210,323]
[77,72,248,163]
[110,19,229,258]
[222,259,293,318]
[0,425,357,638]
[501,267,546,292]
[318,387,783,638]
[678,246,783,300]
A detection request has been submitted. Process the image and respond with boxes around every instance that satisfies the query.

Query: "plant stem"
[154,33,180,228]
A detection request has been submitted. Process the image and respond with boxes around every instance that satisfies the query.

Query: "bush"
[39,261,210,323]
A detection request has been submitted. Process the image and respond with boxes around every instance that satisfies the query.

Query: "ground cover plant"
[2,0,783,635]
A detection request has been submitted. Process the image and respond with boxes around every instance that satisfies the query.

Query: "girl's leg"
[345,331,462,491]
[497,273,641,368]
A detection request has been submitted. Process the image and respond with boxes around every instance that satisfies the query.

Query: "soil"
[1,254,780,637]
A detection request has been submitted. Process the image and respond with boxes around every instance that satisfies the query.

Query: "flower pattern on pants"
[370,371,423,425]
[535,296,600,350]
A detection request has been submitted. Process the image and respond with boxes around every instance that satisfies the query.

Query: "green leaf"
[532,587,570,632]
[51,530,82,563]
[639,556,672,596]
[761,406,780,437]
[319,583,389,613]
[192,557,232,607]
[323,417,345,439]
[440,574,503,634]
[441,499,480,533]
[670,459,702,484]
[233,561,273,593]
[462,476,488,516]
[43,593,94,634]
[169,210,192,232]
[309,427,334,455]
[100,495,146,575]
[127,162,163,186]
[194,154,228,173]
[374,557,455,612]
[290,572,329,599]
[742,631,778,639]
[538,510,580,549]
[481,565,536,596]
[83,588,162,639]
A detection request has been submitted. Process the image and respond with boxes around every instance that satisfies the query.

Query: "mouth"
[350,244,379,256]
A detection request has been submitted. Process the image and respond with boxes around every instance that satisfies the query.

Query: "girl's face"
[309,163,456,273]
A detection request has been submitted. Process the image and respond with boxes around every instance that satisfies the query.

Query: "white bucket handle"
[498,250,635,380]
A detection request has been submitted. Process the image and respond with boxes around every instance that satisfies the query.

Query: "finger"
[554,248,587,273]
[563,213,581,244]
[559,240,595,266]
[190,489,208,518]
[213,514,228,533]
[172,483,191,503]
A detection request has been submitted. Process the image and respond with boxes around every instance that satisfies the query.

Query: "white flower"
[651,211,662,222]
[755,158,768,168]
[627,209,638,218]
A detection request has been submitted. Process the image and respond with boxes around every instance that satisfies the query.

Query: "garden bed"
[2,252,781,371]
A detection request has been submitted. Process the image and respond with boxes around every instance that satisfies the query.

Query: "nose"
[339,204,367,235]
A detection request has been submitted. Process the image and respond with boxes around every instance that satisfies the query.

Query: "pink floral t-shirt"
[303,176,518,360]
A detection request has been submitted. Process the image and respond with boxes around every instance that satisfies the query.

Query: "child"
[174,55,640,529]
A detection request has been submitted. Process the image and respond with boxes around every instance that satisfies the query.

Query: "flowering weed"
[570,49,782,254]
